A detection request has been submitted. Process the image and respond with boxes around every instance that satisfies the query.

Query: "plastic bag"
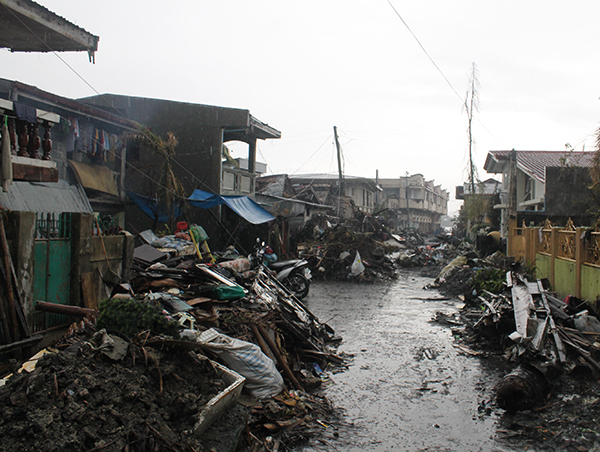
[350,251,365,276]
[210,284,246,301]
[192,328,284,399]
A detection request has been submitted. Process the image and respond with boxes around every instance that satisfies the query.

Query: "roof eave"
[0,0,99,60]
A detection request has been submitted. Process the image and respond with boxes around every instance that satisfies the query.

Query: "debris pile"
[1,235,344,451]
[0,338,233,452]
[294,214,452,282]
[297,224,401,282]
[431,255,600,448]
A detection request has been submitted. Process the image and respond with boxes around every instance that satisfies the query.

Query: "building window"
[223,171,235,191]
[241,176,252,193]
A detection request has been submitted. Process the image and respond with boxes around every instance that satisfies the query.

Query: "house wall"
[0,80,131,224]
[81,95,249,197]
[6,211,134,333]
[81,95,262,242]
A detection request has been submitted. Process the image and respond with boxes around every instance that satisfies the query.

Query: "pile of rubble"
[431,252,600,450]
[293,214,462,282]
[0,228,346,451]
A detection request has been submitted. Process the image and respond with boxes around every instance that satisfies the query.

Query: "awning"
[188,189,275,225]
[126,191,182,223]
[68,160,119,197]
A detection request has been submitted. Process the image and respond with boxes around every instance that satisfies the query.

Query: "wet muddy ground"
[297,270,515,452]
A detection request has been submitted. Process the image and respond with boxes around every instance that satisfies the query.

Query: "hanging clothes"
[1,119,13,192]
[102,130,110,161]
[13,102,37,123]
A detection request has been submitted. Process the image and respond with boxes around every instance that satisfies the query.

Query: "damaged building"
[78,94,281,243]
[378,174,449,233]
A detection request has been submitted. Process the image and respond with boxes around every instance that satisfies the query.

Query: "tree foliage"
[127,125,187,231]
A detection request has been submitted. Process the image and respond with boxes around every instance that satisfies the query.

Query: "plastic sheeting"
[188,189,275,225]
[126,191,182,223]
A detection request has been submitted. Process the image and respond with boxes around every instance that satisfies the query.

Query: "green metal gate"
[32,213,72,332]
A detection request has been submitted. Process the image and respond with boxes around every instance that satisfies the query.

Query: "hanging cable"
[385,0,463,103]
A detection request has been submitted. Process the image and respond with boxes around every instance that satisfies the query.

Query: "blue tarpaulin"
[126,191,183,223]
[188,189,275,225]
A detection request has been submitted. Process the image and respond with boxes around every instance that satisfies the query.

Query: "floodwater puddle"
[297,271,514,451]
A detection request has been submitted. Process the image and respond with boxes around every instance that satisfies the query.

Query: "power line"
[385,0,464,104]
[385,1,510,151]
[290,134,333,175]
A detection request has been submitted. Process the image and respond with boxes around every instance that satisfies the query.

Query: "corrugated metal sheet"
[0,180,93,215]
[486,151,595,183]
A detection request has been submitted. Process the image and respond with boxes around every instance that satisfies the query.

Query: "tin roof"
[484,150,595,183]
[0,180,92,215]
[0,0,98,58]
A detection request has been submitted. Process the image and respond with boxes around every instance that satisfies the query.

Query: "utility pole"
[465,62,479,196]
[405,172,410,229]
[334,126,344,197]
[507,149,518,255]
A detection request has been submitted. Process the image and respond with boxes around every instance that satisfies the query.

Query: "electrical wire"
[385,0,464,104]
[385,1,512,151]
[289,134,333,176]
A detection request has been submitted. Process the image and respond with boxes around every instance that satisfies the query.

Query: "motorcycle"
[217,241,312,299]
[250,241,312,299]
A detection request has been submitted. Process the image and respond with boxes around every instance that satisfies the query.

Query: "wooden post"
[249,323,277,363]
[507,217,517,257]
[0,215,18,342]
[575,227,583,298]
[35,300,95,317]
[334,126,344,197]
[527,228,540,267]
[550,228,558,289]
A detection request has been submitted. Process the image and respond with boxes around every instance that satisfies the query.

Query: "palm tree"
[127,125,186,231]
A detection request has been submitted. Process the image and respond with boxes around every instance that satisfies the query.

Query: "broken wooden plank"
[537,280,567,363]
[511,276,535,339]
[558,328,600,376]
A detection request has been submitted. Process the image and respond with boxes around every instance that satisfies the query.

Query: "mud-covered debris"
[495,364,548,411]
[0,345,228,452]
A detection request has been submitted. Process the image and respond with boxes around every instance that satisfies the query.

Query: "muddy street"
[299,270,513,452]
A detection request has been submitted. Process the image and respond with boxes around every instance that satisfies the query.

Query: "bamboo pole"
[256,323,303,391]
[0,289,12,344]
[249,323,277,363]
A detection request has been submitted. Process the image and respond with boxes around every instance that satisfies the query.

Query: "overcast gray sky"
[2,1,600,215]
